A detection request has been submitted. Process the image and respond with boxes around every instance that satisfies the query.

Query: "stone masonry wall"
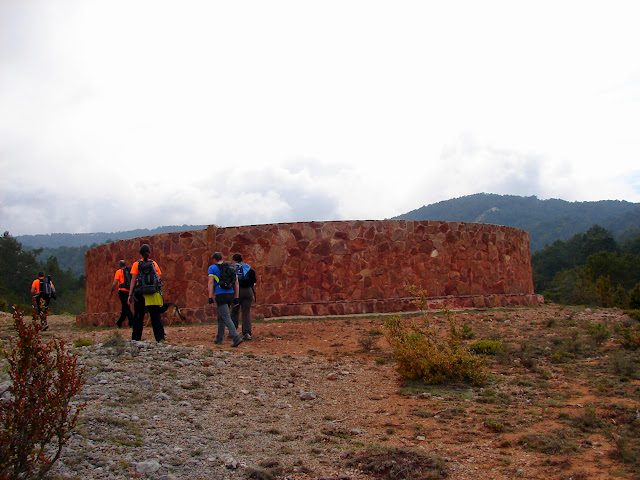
[77,220,543,326]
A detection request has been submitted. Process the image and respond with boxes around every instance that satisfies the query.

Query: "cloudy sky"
[2,1,639,235]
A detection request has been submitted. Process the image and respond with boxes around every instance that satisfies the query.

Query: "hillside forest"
[0,232,85,314]
[2,222,640,315]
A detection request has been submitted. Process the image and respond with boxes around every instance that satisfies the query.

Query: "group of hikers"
[110,245,257,345]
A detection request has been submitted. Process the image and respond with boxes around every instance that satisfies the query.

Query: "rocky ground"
[2,304,640,480]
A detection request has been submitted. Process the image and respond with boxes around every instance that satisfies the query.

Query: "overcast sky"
[2,1,640,236]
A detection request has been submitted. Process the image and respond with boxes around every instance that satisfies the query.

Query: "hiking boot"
[243,333,252,340]
[231,338,243,348]
[214,339,223,345]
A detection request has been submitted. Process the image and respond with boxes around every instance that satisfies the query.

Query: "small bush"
[519,430,576,455]
[626,309,640,322]
[619,325,640,350]
[485,419,506,433]
[383,314,487,386]
[73,337,94,348]
[587,322,611,345]
[102,331,126,348]
[345,446,448,480]
[0,306,85,479]
[358,333,379,351]
[461,323,475,339]
[469,340,504,355]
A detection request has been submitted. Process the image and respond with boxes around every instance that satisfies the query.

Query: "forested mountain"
[15,225,207,277]
[16,224,207,249]
[393,193,640,251]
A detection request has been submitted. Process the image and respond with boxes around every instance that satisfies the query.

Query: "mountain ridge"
[392,193,640,251]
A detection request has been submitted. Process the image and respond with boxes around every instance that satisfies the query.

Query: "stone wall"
[77,220,543,326]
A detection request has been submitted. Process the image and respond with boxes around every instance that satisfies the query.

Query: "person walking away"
[31,271,55,330]
[111,260,134,328]
[128,244,165,342]
[231,253,256,340]
[208,252,243,347]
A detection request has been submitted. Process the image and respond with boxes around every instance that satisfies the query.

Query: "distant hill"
[16,225,207,276]
[16,225,208,249]
[392,193,640,251]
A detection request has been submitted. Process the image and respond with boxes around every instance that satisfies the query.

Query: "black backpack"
[136,260,161,294]
[236,263,257,288]
[216,262,236,290]
[119,266,132,290]
[39,277,52,296]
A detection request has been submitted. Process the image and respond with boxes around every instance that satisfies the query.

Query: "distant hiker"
[111,260,134,328]
[231,253,256,340]
[128,244,165,342]
[207,252,243,347]
[31,271,55,330]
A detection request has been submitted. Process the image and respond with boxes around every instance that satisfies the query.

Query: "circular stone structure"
[77,220,543,326]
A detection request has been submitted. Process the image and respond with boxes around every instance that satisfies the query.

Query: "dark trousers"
[132,295,165,342]
[117,290,134,327]
[231,286,253,335]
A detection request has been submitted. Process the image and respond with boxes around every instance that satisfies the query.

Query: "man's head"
[118,260,126,268]
[232,253,242,262]
[37,271,45,278]
[212,252,223,262]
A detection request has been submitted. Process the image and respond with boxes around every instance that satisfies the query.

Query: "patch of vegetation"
[518,430,577,455]
[468,340,504,355]
[73,337,94,348]
[345,446,448,480]
[357,332,379,351]
[587,322,611,345]
[485,419,506,433]
[383,311,486,386]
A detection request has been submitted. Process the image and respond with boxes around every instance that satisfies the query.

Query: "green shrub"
[0,307,85,479]
[383,314,487,386]
[469,340,504,355]
[485,419,506,433]
[626,309,640,322]
[73,337,94,348]
[629,283,640,309]
[619,325,640,350]
[345,446,448,480]
[461,323,475,339]
[587,322,611,345]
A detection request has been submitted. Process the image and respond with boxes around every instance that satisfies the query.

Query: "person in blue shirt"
[207,252,243,347]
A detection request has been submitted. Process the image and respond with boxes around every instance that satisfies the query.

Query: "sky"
[1,1,640,236]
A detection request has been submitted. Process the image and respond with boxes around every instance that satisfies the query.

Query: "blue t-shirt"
[208,263,234,295]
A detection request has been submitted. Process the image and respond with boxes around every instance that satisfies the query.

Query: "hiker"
[128,244,165,342]
[207,252,243,347]
[231,253,256,340]
[111,260,134,328]
[31,271,55,330]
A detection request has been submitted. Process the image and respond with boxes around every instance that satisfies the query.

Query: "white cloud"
[2,0,640,235]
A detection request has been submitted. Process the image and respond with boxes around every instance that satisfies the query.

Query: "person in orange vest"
[128,244,165,342]
[111,260,134,328]
[31,271,55,330]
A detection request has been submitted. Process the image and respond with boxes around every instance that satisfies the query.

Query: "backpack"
[236,263,257,288]
[39,277,51,296]
[119,266,132,290]
[136,260,161,294]
[216,262,236,290]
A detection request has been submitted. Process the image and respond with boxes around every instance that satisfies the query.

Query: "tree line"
[532,225,640,309]
[0,232,85,314]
